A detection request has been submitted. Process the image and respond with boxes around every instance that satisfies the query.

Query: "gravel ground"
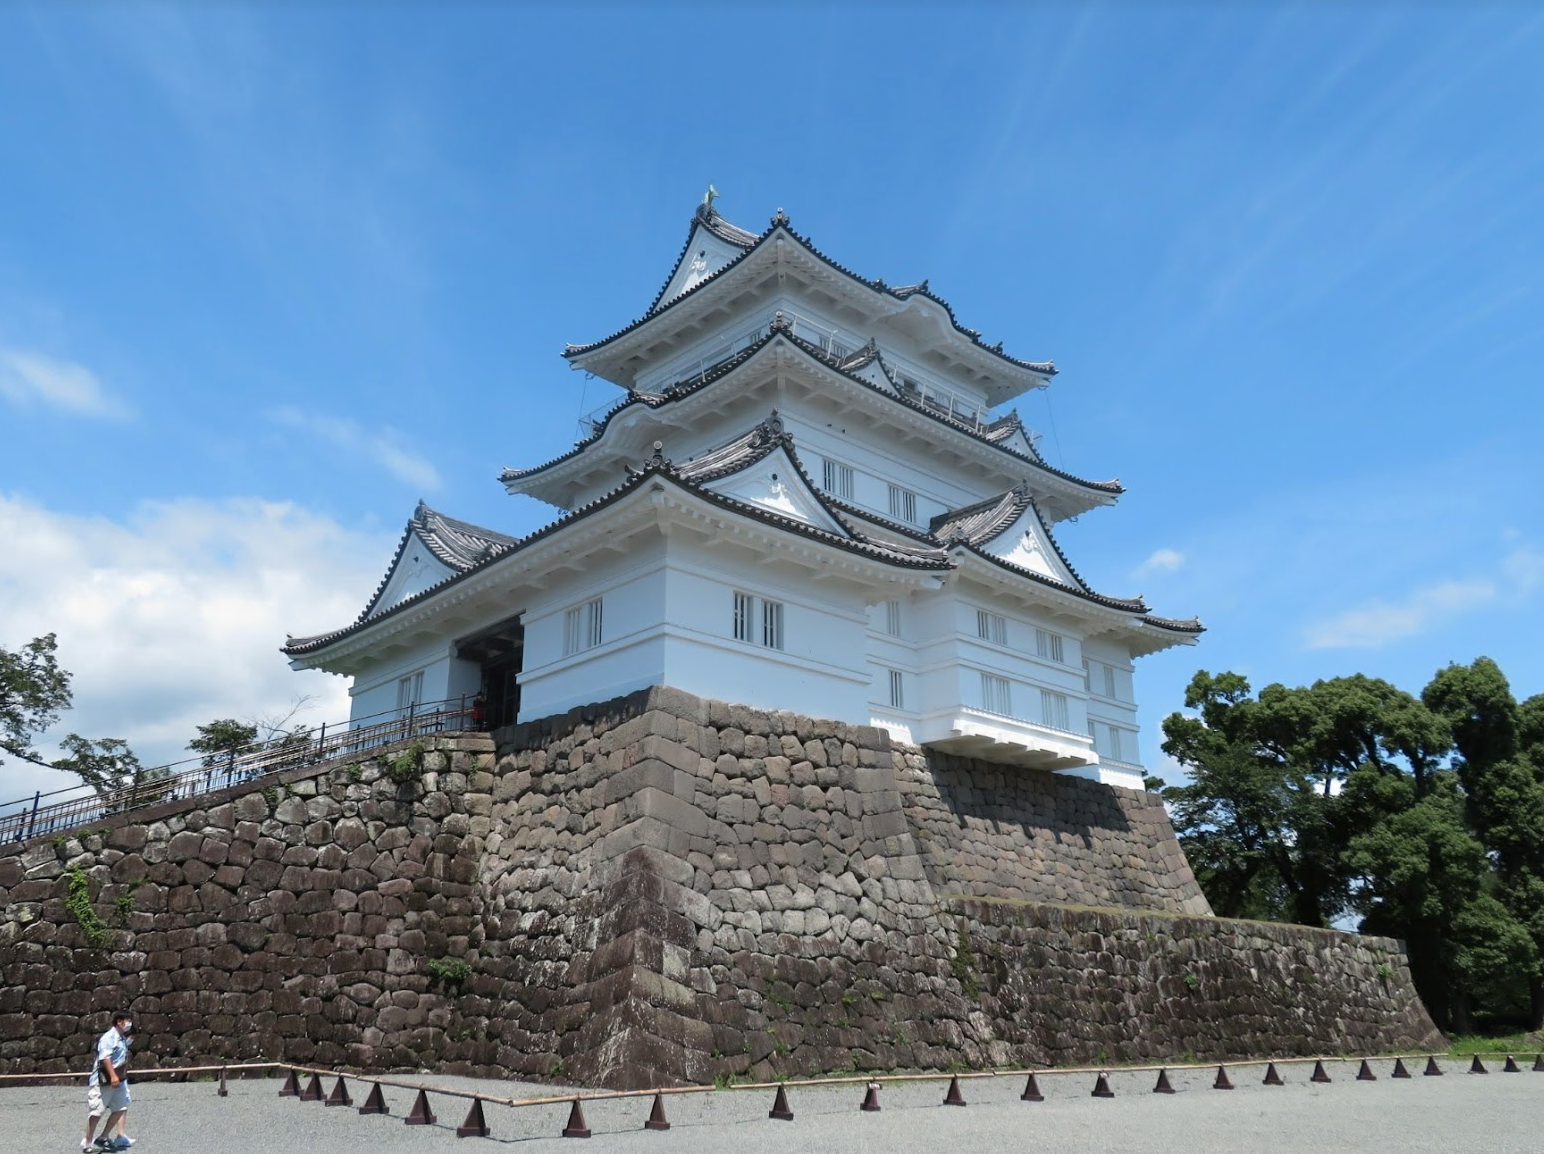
[8,1059,1543,1154]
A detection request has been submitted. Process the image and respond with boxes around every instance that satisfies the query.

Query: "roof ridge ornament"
[649,440,668,466]
[770,207,789,227]
[768,310,792,334]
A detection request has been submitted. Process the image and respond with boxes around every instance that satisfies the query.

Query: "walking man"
[82,1010,134,1151]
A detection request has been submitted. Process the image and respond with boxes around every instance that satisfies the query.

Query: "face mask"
[119,1023,133,1034]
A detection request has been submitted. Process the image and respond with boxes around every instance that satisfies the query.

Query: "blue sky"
[2,3,1542,799]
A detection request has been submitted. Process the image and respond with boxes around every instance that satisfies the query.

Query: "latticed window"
[980,672,1012,716]
[888,483,918,524]
[1040,689,1070,731]
[884,599,902,637]
[887,669,905,710]
[822,458,854,500]
[976,610,1007,646]
[1035,628,1064,663]
[733,591,754,643]
[734,591,784,651]
[563,598,603,655]
[762,599,784,650]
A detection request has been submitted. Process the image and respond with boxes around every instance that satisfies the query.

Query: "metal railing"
[0,697,478,846]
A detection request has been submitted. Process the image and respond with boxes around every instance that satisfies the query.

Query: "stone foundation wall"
[895,749,1212,915]
[0,687,1442,1086]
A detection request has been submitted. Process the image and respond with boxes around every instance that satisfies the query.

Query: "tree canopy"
[1162,658,1544,1033]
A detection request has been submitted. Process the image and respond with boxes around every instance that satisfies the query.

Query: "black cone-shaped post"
[1357,1060,1377,1082]
[218,1067,229,1097]
[1153,1068,1175,1094]
[1469,1055,1488,1074]
[1214,1065,1234,1090]
[644,1092,670,1131]
[1311,1060,1332,1083]
[1504,1056,1521,1073]
[406,1089,436,1126]
[768,1085,793,1121]
[300,1073,324,1102]
[943,1076,967,1106]
[1020,1073,1044,1102]
[562,1098,591,1138]
[326,1076,353,1107]
[279,1069,301,1097]
[1392,1058,1411,1078]
[860,1082,882,1112]
[359,1082,389,1115]
[1263,1062,1284,1086]
[1424,1056,1444,1076]
[458,1098,490,1138]
[1091,1072,1114,1098]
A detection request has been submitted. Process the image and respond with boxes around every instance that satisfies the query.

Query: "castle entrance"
[456,614,523,730]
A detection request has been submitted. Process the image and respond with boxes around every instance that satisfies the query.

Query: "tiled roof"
[345,502,519,625]
[505,327,1120,499]
[931,484,1117,602]
[571,204,1056,378]
[645,203,762,314]
[409,501,519,570]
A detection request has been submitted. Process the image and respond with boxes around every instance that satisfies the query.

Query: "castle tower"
[284,198,1200,788]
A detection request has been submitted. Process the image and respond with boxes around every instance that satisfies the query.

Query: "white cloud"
[1133,548,1185,579]
[0,493,392,802]
[1306,578,1499,649]
[0,349,133,421]
[268,407,441,492]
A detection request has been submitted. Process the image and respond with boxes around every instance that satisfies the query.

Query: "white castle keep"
[284,196,1201,789]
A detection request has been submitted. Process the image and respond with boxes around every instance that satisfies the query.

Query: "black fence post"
[24,791,40,841]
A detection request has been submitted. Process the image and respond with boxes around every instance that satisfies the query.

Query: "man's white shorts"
[86,1082,129,1115]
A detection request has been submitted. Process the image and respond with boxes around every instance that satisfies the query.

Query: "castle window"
[888,483,918,524]
[734,591,784,650]
[396,671,423,714]
[822,458,854,500]
[980,672,1012,716]
[563,597,603,655]
[1085,659,1120,699]
[887,668,905,710]
[1040,689,1070,731]
[1035,628,1065,663]
[884,599,902,637]
[976,610,1007,646]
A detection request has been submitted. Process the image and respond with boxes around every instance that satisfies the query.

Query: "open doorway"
[456,614,524,730]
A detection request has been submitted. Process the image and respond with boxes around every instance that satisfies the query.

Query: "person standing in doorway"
[82,1010,134,1151]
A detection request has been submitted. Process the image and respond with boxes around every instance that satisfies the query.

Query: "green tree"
[1161,670,1441,927]
[0,633,72,765]
[51,734,167,807]
[1421,658,1544,1028]
[188,718,259,769]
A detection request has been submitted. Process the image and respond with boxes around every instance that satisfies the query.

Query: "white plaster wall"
[348,639,458,725]
[517,546,670,721]
[658,546,872,720]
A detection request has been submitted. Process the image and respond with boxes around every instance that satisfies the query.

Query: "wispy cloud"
[1306,578,1498,649]
[0,349,133,420]
[1134,548,1185,579]
[267,406,441,492]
